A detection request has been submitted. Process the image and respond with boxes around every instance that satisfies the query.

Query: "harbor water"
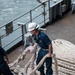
[0,0,40,26]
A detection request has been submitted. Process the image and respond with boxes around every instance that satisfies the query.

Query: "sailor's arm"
[48,43,53,57]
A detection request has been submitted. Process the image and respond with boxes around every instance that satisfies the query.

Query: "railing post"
[21,24,27,44]
[30,10,32,22]
[22,25,24,43]
[48,0,51,24]
[17,22,27,45]
[42,2,46,27]
[0,34,2,46]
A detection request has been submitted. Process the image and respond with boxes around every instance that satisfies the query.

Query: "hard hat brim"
[28,24,39,32]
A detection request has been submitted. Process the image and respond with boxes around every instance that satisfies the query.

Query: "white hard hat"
[28,22,39,32]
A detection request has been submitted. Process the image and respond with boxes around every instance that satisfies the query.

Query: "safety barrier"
[0,0,50,50]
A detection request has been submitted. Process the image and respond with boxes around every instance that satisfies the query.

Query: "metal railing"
[0,0,50,50]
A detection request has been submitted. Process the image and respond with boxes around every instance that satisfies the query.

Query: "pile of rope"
[8,39,75,75]
[52,39,75,61]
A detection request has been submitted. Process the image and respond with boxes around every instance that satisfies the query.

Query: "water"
[0,0,40,26]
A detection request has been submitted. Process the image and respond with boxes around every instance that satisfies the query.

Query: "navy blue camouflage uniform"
[0,46,13,75]
[33,31,53,75]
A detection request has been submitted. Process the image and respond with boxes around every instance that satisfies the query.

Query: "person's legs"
[36,49,45,75]
[45,57,53,75]
[1,61,13,75]
[36,56,45,75]
[0,66,2,75]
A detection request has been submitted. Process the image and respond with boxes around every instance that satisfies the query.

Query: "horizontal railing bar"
[32,13,43,20]
[3,35,22,48]
[13,27,21,32]
[0,34,7,39]
[39,20,44,25]
[13,11,30,22]
[31,4,42,11]
[32,9,49,21]
[31,1,48,11]
[24,21,30,25]
[0,1,49,29]
[39,17,49,25]
[0,0,48,28]
[0,26,21,39]
[21,12,47,27]
[45,17,49,20]
[0,12,29,28]
[0,12,30,28]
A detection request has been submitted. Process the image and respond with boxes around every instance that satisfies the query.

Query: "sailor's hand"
[46,53,52,57]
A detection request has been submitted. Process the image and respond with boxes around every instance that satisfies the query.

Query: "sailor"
[0,46,13,75]
[28,22,53,75]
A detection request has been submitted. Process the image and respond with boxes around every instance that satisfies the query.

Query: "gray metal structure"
[0,0,64,50]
